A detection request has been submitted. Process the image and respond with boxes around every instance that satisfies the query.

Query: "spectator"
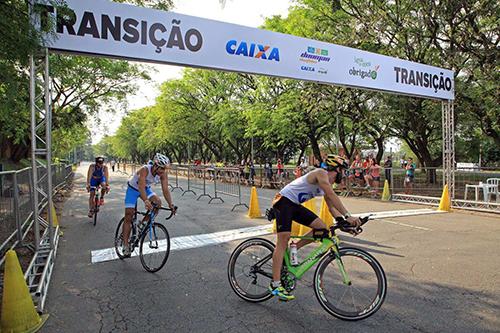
[277,158,284,182]
[244,162,250,183]
[110,160,116,172]
[364,158,382,196]
[350,154,364,187]
[384,156,392,185]
[264,160,273,186]
[249,161,255,186]
[293,165,302,179]
[300,157,309,174]
[404,157,416,194]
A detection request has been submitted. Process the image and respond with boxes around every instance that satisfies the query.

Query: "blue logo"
[301,66,315,72]
[226,40,280,61]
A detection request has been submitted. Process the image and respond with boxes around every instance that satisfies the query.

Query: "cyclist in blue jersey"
[86,157,110,218]
[121,153,176,257]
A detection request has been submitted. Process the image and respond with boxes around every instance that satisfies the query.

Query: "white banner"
[35,0,454,100]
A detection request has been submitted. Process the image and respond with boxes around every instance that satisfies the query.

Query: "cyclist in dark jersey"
[86,157,110,218]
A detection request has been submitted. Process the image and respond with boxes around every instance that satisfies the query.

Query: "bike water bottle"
[290,242,298,266]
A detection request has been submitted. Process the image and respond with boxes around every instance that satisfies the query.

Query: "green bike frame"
[283,235,352,285]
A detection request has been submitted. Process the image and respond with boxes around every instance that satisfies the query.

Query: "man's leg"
[294,218,327,250]
[121,208,135,256]
[100,182,106,205]
[88,190,95,217]
[270,231,295,301]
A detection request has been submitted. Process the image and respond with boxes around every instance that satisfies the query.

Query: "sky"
[90,0,292,143]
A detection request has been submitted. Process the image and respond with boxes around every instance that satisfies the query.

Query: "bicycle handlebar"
[331,215,372,235]
[136,205,178,220]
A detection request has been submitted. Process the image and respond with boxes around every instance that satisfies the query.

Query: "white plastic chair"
[486,178,500,202]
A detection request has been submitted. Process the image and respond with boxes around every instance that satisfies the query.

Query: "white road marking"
[90,208,444,264]
[377,219,432,231]
[91,224,272,264]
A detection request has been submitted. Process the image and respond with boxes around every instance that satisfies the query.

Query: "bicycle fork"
[331,247,352,286]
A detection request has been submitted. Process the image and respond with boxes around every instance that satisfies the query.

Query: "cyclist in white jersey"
[121,153,176,257]
[268,154,361,301]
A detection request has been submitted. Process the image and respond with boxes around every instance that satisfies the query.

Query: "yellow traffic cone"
[247,187,262,218]
[319,198,334,228]
[49,201,63,236]
[1,250,48,333]
[298,199,317,235]
[291,221,301,237]
[381,180,391,201]
[50,201,59,227]
[438,185,451,212]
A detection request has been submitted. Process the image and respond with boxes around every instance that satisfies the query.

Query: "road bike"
[88,185,106,226]
[227,216,387,321]
[114,205,177,272]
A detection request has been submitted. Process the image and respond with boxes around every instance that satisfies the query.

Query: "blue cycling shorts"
[125,184,155,209]
[89,176,106,188]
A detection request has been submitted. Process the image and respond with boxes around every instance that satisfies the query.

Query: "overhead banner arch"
[34,0,454,100]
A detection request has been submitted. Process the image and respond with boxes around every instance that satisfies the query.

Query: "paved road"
[42,163,500,333]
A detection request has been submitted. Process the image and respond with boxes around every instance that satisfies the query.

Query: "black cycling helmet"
[323,154,348,171]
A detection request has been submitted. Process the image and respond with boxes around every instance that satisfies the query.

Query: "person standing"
[384,156,392,185]
[110,159,116,172]
[404,157,416,194]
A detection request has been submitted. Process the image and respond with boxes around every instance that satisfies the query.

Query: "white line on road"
[90,208,444,264]
[91,224,273,264]
[378,219,432,231]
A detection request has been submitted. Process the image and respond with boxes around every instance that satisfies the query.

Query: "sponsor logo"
[394,67,453,93]
[349,57,379,79]
[318,68,328,74]
[300,65,315,72]
[226,40,280,61]
[35,4,203,54]
[299,46,331,64]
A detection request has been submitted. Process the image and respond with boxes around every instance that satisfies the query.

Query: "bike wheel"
[114,217,132,260]
[139,223,170,273]
[227,238,274,303]
[314,247,387,321]
[93,198,98,227]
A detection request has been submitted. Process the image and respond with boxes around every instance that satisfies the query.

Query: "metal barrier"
[0,163,73,268]
[168,165,183,192]
[181,166,196,196]
[209,167,248,211]
[390,166,500,213]
[190,166,212,200]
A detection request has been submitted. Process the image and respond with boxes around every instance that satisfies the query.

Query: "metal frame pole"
[45,49,54,249]
[29,53,40,251]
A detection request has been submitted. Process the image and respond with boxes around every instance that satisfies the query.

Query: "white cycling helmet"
[153,153,170,167]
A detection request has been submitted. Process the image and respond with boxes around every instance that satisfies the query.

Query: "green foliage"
[97,0,498,168]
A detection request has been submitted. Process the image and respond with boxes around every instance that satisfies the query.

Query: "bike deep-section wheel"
[139,223,170,273]
[114,217,132,259]
[314,247,387,321]
[227,238,274,303]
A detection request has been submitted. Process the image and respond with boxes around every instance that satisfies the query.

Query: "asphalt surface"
[42,163,500,333]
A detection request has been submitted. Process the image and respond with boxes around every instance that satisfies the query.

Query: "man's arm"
[316,170,349,218]
[104,166,110,185]
[86,164,93,190]
[160,174,175,211]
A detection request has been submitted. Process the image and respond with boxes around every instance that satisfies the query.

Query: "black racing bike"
[115,204,177,272]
